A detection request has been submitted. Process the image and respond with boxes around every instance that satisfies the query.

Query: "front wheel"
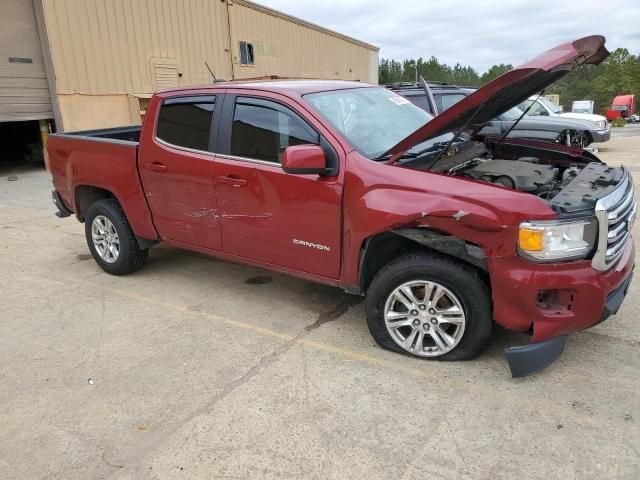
[85,199,148,275]
[365,253,492,360]
[569,131,590,148]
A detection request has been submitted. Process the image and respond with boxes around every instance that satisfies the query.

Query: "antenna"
[205,62,216,82]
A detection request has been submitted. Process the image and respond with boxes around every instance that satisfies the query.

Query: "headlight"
[518,219,598,262]
[597,120,607,129]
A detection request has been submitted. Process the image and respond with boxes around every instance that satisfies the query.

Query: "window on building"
[156,96,215,151]
[239,41,255,65]
[231,98,319,163]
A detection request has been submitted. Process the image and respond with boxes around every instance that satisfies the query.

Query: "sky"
[257,0,640,73]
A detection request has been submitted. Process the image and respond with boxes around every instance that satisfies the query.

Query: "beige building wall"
[37,0,379,131]
[229,1,377,82]
[0,0,53,121]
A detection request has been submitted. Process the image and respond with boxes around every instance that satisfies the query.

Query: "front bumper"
[489,238,635,343]
[591,128,611,143]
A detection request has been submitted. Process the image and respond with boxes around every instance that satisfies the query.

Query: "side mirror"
[282,144,328,175]
[538,109,549,116]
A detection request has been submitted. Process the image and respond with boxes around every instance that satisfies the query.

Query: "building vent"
[150,58,179,90]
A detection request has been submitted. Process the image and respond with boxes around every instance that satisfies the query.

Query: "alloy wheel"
[383,280,466,357]
[91,215,120,264]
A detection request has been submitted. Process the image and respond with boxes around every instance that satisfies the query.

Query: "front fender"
[340,152,556,286]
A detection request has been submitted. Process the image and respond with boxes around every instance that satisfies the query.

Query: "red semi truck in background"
[606,94,637,122]
[47,36,635,377]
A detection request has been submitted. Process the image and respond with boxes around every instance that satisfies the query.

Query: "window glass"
[231,99,318,163]
[157,98,215,151]
[404,93,433,113]
[239,41,254,65]
[499,106,526,121]
[440,94,467,111]
[304,87,432,159]
[538,96,562,113]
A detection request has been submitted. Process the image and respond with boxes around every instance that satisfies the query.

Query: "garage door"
[0,0,53,122]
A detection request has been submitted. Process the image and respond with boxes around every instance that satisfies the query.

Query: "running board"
[504,335,568,378]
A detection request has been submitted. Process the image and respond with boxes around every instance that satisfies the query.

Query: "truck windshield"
[537,96,563,113]
[500,106,527,121]
[304,87,432,159]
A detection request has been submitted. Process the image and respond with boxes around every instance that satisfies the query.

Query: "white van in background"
[572,100,595,114]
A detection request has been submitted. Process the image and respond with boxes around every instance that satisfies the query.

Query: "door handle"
[219,175,248,187]
[145,162,167,172]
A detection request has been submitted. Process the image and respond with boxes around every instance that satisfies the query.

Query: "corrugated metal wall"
[41,0,233,94]
[229,1,376,82]
[0,0,53,121]
[38,0,378,130]
[41,0,378,95]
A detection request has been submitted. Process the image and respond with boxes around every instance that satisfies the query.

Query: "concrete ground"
[611,122,640,138]
[1,137,639,480]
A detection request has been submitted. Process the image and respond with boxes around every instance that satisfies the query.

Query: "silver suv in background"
[386,81,610,148]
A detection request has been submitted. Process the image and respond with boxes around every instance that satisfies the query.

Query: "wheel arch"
[74,184,115,222]
[74,185,158,249]
[357,228,488,294]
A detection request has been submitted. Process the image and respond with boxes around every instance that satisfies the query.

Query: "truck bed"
[59,125,141,143]
[47,124,158,240]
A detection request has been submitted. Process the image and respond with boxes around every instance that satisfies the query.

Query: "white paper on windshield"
[388,96,410,106]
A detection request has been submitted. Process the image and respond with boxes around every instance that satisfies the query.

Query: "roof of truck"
[156,80,374,97]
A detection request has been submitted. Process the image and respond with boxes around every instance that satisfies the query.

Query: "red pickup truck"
[48,36,635,376]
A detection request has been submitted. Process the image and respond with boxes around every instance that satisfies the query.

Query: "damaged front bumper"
[504,267,634,377]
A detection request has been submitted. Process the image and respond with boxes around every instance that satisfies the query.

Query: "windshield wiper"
[373,141,452,163]
[373,151,419,162]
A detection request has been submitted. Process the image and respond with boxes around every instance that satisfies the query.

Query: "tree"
[479,63,512,85]
[379,48,640,116]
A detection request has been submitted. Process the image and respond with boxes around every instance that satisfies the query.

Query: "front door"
[139,95,222,250]
[213,94,343,279]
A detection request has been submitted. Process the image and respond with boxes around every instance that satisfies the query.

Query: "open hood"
[385,35,609,160]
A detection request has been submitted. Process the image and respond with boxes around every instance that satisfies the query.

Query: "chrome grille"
[592,168,636,271]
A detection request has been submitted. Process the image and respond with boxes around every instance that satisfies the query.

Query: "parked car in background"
[572,100,595,114]
[386,82,609,147]
[606,94,637,122]
[521,95,608,129]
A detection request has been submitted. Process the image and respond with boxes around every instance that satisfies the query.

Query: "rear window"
[156,96,216,151]
[439,94,467,111]
[403,93,433,113]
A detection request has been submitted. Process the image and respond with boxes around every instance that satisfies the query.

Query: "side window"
[405,94,433,114]
[156,96,215,151]
[239,41,254,65]
[440,94,467,111]
[231,98,319,163]
[525,100,546,115]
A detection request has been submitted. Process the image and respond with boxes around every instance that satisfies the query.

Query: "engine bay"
[401,138,624,214]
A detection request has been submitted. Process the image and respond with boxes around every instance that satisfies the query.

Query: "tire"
[365,253,492,360]
[84,199,148,275]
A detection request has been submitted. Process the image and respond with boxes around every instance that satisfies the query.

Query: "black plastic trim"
[504,335,568,378]
[52,191,72,218]
[393,228,488,270]
[599,270,634,323]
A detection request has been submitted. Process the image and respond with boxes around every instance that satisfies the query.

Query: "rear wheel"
[365,253,492,360]
[85,199,148,275]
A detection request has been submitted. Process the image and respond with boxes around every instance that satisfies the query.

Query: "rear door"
[212,92,343,279]
[138,95,222,250]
